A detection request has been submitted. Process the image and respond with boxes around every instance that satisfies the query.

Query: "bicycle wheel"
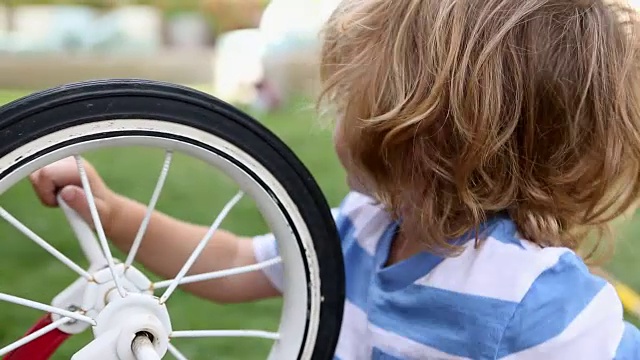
[0,79,345,360]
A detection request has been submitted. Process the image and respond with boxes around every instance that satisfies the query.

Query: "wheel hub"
[60,264,171,360]
[52,263,154,334]
[90,264,154,314]
[88,293,171,360]
[67,292,171,360]
[48,259,170,360]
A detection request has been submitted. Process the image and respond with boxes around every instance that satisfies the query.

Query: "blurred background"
[1,0,640,359]
[0,0,341,110]
[0,0,346,359]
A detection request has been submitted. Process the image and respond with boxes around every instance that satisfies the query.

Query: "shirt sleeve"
[252,207,341,293]
[616,321,640,359]
[496,251,636,359]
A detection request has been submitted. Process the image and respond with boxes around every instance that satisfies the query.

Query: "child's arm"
[107,194,280,303]
[29,157,279,304]
[495,252,639,359]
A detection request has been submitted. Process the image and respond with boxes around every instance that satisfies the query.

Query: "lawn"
[1,87,640,359]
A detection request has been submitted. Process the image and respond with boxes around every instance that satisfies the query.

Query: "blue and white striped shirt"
[253,191,640,359]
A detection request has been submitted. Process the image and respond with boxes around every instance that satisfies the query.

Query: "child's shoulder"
[426,216,599,302]
[432,216,624,358]
[336,192,615,314]
[334,192,630,357]
[413,215,626,358]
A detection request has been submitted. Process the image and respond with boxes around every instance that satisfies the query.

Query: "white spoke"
[168,343,188,360]
[153,257,282,289]
[75,156,126,298]
[0,207,91,280]
[171,330,280,340]
[0,316,71,356]
[125,151,173,267]
[0,292,96,325]
[159,191,244,304]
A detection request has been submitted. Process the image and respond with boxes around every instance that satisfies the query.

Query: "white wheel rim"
[0,119,323,359]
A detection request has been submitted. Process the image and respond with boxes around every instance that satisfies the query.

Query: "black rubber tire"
[0,79,345,360]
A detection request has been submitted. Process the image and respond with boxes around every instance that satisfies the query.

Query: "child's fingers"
[28,157,85,207]
[29,169,58,207]
[58,185,108,227]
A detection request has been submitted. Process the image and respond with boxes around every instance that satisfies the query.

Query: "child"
[29,0,640,358]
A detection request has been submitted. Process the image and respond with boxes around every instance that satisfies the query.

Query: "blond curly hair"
[319,0,640,260]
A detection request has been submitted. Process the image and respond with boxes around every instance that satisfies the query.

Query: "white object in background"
[212,0,342,104]
[212,29,267,103]
[108,6,162,52]
[259,0,341,45]
[257,0,342,103]
[167,12,211,49]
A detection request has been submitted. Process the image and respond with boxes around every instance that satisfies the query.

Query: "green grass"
[0,89,348,359]
[1,87,640,358]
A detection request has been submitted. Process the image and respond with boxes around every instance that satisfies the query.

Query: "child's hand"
[29,157,118,231]
[29,158,280,304]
